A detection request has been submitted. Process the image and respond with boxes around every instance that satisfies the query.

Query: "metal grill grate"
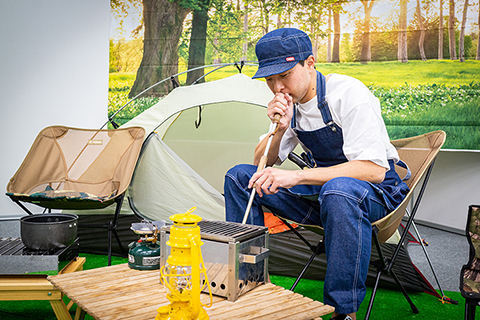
[197,220,267,243]
[0,237,77,256]
[0,237,25,255]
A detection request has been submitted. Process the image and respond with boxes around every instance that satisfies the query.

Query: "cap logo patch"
[286,56,295,62]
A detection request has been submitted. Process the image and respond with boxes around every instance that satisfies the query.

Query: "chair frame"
[276,131,446,319]
[460,204,480,320]
[7,126,145,266]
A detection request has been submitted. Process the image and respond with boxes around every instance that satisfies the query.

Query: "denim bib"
[287,71,408,211]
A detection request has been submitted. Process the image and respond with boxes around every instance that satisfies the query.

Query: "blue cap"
[253,28,313,79]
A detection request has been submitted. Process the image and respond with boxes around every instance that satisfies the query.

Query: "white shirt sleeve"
[326,74,397,170]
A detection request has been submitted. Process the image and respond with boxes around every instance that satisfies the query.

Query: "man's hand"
[267,93,294,130]
[248,167,299,197]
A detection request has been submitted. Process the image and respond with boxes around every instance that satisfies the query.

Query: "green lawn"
[110,59,480,88]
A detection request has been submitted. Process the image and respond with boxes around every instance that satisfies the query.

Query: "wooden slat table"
[0,257,86,320]
[48,263,334,320]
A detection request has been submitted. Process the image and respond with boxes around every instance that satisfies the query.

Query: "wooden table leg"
[74,307,86,320]
[50,299,72,320]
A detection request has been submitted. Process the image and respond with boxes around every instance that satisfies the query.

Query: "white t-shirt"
[275,73,398,170]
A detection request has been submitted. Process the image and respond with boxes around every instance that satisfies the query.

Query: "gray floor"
[407,223,469,293]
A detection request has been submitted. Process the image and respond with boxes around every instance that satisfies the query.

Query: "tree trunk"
[439,0,444,59]
[332,3,341,63]
[129,0,190,98]
[327,7,332,63]
[448,0,457,60]
[398,0,408,62]
[477,1,480,60]
[242,2,248,61]
[186,0,210,85]
[361,1,374,63]
[416,0,427,61]
[459,0,469,62]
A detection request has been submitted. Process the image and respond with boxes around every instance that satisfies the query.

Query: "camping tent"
[122,73,276,220]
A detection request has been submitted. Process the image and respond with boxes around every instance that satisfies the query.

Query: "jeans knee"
[225,164,255,190]
[320,177,367,205]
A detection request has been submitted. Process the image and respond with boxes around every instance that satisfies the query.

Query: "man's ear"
[306,55,316,70]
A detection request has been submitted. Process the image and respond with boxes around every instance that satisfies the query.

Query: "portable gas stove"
[160,220,269,302]
[0,237,79,273]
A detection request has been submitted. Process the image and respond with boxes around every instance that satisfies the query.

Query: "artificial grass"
[269,275,467,320]
[0,253,469,320]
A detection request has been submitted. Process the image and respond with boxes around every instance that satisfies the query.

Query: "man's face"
[264,59,314,104]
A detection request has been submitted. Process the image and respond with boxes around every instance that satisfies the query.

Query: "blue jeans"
[224,164,389,314]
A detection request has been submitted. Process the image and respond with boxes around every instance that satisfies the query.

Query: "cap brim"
[252,61,298,79]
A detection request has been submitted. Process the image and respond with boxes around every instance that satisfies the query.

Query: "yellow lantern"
[156,207,212,320]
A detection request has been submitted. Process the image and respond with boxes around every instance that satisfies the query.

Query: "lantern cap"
[169,207,202,224]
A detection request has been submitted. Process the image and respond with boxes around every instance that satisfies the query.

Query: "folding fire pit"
[160,220,269,302]
[0,237,78,273]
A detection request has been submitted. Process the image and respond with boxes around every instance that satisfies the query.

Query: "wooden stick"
[242,114,281,224]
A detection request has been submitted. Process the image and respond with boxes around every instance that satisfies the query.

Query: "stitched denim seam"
[352,200,365,310]
[301,206,314,224]
[225,172,248,192]
[322,189,366,204]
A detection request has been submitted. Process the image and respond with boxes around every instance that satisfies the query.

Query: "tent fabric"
[123,73,274,138]
[128,133,225,221]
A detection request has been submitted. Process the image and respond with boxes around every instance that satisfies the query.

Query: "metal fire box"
[160,220,269,302]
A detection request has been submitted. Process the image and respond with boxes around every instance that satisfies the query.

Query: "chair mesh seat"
[7,126,144,210]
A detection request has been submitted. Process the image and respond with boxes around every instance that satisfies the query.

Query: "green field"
[109,60,480,150]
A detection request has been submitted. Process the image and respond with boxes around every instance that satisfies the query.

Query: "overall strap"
[316,71,336,132]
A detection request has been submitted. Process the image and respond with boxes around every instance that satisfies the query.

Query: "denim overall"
[224,71,409,314]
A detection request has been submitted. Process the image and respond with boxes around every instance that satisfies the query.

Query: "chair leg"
[365,269,383,320]
[106,194,126,266]
[465,300,476,320]
[107,224,113,266]
[390,268,419,314]
[290,241,324,291]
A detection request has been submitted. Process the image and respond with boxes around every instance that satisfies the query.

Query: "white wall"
[0,0,110,217]
[413,149,480,234]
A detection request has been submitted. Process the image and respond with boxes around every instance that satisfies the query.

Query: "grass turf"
[0,253,469,319]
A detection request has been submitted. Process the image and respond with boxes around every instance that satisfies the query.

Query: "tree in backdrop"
[415,0,428,60]
[110,0,143,72]
[459,0,469,61]
[478,0,480,59]
[294,0,333,61]
[352,13,398,62]
[186,0,211,85]
[206,0,245,64]
[439,0,444,59]
[398,0,408,62]
[448,0,457,59]
[129,0,192,97]
[360,0,375,63]
[332,1,343,63]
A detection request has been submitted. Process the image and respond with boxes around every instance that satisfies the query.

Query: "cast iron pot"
[20,213,78,250]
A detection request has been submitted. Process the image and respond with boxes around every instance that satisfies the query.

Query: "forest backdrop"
[108,0,480,150]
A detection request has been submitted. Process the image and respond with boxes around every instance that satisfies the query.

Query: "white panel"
[0,0,110,216]
[413,149,480,233]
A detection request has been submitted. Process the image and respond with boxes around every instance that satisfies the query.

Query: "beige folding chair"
[276,130,446,319]
[6,126,145,265]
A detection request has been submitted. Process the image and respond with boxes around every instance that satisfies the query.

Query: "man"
[224,28,409,320]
